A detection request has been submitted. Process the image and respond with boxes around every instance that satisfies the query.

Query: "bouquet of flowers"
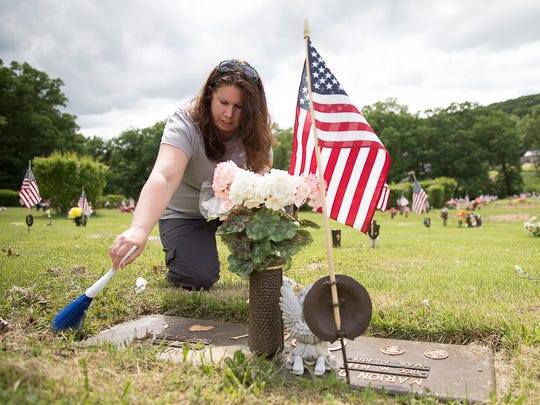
[524,216,540,237]
[201,161,323,278]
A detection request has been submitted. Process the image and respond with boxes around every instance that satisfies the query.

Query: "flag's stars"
[304,41,348,96]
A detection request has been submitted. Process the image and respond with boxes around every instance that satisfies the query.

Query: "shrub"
[427,184,444,208]
[0,189,20,207]
[33,152,108,213]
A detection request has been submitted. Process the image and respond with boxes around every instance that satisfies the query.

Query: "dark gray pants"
[159,217,220,290]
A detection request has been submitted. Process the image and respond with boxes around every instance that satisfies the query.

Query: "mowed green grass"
[1,200,539,404]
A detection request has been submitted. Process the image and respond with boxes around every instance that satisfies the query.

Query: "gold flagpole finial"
[304,18,310,39]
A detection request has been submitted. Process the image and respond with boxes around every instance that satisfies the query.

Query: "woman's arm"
[109,143,189,269]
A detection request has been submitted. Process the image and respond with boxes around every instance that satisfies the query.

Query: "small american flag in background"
[289,39,391,233]
[412,180,428,215]
[18,167,41,208]
[78,189,92,217]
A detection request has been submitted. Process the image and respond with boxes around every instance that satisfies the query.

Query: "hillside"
[487,93,540,117]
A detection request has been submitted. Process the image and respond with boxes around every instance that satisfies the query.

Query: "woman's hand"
[109,225,148,269]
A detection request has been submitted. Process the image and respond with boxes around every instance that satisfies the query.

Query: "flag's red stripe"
[289,108,301,175]
[377,183,390,211]
[327,149,354,221]
[313,101,361,115]
[346,149,376,229]
[318,138,386,149]
[373,155,392,216]
[343,151,366,229]
[309,148,318,175]
[299,115,312,175]
[315,119,374,134]
[323,149,341,216]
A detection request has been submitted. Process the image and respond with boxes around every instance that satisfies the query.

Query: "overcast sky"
[2,0,540,139]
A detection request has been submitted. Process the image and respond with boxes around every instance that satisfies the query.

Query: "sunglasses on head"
[217,59,260,82]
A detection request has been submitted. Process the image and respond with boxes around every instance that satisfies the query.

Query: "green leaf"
[252,255,288,273]
[227,256,254,279]
[216,210,251,234]
[298,218,320,229]
[220,233,251,261]
[292,229,314,246]
[246,208,280,241]
[269,216,299,242]
[251,239,272,264]
[272,229,313,258]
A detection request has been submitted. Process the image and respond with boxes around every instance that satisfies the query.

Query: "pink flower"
[295,174,323,211]
[218,197,235,216]
[206,162,325,215]
[213,161,241,199]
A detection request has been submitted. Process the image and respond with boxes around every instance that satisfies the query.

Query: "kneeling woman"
[109,59,273,290]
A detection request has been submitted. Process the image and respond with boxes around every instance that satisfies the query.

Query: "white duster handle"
[85,246,137,298]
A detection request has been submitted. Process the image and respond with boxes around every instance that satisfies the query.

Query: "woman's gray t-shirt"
[160,108,247,219]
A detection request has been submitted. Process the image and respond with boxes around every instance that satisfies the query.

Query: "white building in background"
[521,150,540,166]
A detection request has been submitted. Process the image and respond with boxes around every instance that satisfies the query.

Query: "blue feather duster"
[51,246,137,332]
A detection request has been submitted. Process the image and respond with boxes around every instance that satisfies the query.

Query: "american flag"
[412,181,428,215]
[78,189,92,217]
[19,167,41,208]
[376,183,390,212]
[289,39,391,233]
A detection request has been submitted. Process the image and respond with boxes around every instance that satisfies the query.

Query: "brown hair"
[190,60,274,173]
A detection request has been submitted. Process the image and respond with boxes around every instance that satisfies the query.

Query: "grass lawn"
[1,199,539,404]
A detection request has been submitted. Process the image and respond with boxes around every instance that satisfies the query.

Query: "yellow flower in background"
[68,207,82,219]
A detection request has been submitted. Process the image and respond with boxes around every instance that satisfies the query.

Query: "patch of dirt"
[70,265,87,274]
[487,213,533,222]
[493,348,514,399]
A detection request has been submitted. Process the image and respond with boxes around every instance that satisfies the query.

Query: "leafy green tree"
[272,125,293,171]
[420,103,490,196]
[471,108,523,196]
[362,99,420,183]
[0,60,84,189]
[489,93,540,118]
[81,135,112,164]
[522,105,540,172]
[104,122,164,198]
[33,152,108,213]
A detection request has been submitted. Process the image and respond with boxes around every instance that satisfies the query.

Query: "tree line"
[1,60,539,212]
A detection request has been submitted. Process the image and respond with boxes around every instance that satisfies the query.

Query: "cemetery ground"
[1,200,539,404]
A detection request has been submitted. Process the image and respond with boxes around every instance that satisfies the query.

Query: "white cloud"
[1,0,539,139]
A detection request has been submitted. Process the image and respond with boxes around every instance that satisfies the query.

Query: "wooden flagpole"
[26,160,32,234]
[303,18,350,383]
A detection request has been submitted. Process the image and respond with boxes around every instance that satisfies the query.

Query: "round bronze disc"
[303,274,372,342]
[424,349,449,360]
[380,345,406,355]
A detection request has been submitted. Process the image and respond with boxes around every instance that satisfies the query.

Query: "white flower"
[262,169,297,210]
[206,161,323,215]
[230,170,262,209]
